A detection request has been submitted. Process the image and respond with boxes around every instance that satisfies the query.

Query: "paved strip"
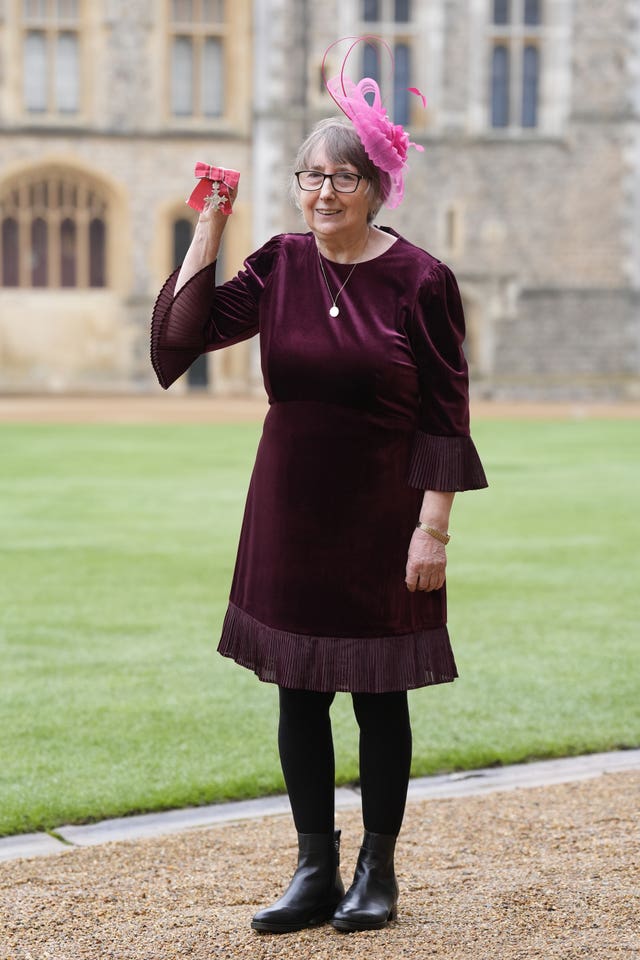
[1,394,640,423]
[2,749,638,864]
[405,747,640,799]
[0,832,69,862]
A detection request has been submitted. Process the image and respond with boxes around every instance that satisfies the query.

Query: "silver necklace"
[317,251,359,318]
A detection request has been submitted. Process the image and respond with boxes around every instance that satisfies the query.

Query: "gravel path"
[3,392,639,957]
[1,771,638,960]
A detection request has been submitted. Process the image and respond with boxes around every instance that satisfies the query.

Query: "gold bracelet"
[416,522,450,545]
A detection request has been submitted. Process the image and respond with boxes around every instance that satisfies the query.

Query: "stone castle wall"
[0,0,638,398]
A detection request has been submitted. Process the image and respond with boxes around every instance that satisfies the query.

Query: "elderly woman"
[151,44,487,935]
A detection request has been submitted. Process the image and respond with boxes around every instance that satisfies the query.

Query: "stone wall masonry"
[100,0,154,133]
[442,0,469,123]
[492,288,639,382]
[398,129,628,291]
[571,0,633,119]
[622,0,640,288]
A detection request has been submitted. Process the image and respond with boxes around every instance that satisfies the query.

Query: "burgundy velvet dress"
[151,228,487,693]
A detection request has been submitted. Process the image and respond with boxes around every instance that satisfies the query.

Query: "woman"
[151,42,487,935]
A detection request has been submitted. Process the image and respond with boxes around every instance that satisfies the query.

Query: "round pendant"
[329,305,340,318]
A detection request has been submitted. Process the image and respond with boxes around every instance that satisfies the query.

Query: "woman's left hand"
[405,527,447,592]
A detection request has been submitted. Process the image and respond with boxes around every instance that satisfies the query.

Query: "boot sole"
[331,909,397,933]
[251,908,336,934]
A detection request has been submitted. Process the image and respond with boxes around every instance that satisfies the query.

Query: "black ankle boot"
[331,830,398,932]
[251,830,345,933]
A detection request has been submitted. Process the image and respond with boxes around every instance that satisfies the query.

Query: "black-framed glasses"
[295,170,365,194]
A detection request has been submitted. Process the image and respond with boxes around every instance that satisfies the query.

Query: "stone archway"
[0,160,132,391]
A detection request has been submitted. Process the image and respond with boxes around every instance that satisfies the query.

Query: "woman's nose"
[319,176,336,198]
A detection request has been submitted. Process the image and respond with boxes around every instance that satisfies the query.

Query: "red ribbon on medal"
[186,163,241,215]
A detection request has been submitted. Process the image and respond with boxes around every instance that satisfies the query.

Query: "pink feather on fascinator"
[322,36,426,209]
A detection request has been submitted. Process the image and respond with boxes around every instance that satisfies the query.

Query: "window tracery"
[0,169,108,289]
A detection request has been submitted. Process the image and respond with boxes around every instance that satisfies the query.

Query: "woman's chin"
[310,217,351,242]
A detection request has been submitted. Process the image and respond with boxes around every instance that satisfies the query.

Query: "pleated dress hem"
[217,602,459,694]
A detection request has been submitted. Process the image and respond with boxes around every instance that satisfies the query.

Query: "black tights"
[277,687,412,837]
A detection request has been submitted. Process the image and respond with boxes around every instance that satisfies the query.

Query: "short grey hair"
[290,118,391,224]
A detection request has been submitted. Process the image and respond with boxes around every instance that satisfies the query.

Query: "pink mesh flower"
[323,37,426,209]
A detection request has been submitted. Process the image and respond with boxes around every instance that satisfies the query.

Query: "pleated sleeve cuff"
[408,431,488,491]
[150,263,216,390]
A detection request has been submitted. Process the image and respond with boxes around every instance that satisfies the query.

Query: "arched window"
[0,169,109,289]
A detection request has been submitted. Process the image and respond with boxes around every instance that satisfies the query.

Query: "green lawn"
[1,418,638,836]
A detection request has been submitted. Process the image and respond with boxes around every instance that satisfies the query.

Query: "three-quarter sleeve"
[150,234,282,389]
[406,261,488,491]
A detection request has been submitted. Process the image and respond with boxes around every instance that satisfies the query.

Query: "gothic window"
[89,218,106,286]
[522,44,539,127]
[169,0,225,119]
[491,45,510,127]
[489,0,542,129]
[524,0,540,25]
[394,0,410,23]
[358,0,416,127]
[2,219,19,286]
[363,0,379,20]
[493,0,509,26]
[0,170,108,289]
[60,217,77,286]
[362,40,380,99]
[31,217,48,286]
[172,216,195,269]
[21,0,81,115]
[393,42,410,126]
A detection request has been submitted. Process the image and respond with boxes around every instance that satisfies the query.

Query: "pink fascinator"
[322,36,426,209]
